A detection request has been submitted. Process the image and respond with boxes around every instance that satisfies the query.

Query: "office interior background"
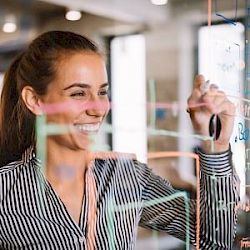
[0,0,249,249]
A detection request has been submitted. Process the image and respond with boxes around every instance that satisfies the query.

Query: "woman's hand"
[187,75,236,153]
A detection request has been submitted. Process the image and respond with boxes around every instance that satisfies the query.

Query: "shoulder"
[0,159,24,175]
[94,151,152,185]
[0,158,39,207]
[0,156,39,183]
[0,147,37,175]
[93,151,139,177]
[0,160,25,205]
[93,151,136,168]
[93,151,136,161]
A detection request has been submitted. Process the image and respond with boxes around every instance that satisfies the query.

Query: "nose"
[85,94,110,117]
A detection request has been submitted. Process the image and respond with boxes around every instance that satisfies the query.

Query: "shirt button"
[79,237,85,244]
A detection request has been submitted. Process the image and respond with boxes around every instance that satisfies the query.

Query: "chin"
[72,132,95,151]
[69,122,101,150]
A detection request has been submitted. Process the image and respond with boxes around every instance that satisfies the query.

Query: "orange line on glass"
[147,151,200,250]
[208,0,212,26]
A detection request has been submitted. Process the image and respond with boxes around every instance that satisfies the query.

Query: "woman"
[0,31,239,249]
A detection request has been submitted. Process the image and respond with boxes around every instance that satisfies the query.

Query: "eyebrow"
[63,83,109,91]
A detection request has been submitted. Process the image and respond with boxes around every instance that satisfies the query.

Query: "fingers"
[187,89,202,108]
[201,89,235,116]
[194,74,206,89]
[218,100,236,117]
[187,74,207,111]
[188,75,234,116]
[187,81,217,111]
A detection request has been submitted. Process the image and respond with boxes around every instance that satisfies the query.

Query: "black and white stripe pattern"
[0,147,240,249]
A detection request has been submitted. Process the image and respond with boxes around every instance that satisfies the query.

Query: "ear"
[21,86,43,115]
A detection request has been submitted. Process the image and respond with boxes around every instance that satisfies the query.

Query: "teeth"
[74,123,100,132]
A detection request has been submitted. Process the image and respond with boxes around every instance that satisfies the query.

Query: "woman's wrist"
[201,141,230,154]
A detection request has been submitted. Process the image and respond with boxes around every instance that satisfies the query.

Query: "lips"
[73,123,101,133]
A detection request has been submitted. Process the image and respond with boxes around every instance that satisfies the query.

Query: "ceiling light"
[151,0,168,5]
[65,10,82,21]
[2,14,17,33]
[3,22,16,33]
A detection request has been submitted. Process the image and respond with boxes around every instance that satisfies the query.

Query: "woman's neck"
[45,139,92,187]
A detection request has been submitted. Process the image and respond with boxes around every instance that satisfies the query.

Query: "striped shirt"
[0,147,240,250]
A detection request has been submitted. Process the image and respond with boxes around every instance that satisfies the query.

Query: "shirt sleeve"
[136,148,240,249]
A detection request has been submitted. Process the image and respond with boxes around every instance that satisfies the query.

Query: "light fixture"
[65,10,82,21]
[3,22,16,33]
[2,15,17,33]
[151,0,168,5]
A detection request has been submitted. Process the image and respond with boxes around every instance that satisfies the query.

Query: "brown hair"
[0,31,102,167]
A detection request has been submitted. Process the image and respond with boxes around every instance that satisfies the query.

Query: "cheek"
[46,112,75,124]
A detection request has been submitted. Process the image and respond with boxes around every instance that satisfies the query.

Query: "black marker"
[201,80,221,141]
[209,114,221,141]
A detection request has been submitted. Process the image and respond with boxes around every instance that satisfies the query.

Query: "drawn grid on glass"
[147,151,201,250]
[107,192,190,250]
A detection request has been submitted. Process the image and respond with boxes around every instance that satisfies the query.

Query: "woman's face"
[40,52,110,151]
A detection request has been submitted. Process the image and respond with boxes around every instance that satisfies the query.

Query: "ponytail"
[0,53,35,167]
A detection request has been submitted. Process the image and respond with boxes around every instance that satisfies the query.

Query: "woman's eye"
[70,92,86,97]
[99,90,108,96]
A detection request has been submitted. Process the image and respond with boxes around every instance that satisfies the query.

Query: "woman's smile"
[73,122,101,133]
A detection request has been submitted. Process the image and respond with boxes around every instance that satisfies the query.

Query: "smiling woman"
[0,31,240,250]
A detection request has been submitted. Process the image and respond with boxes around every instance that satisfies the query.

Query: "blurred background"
[0,0,249,249]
